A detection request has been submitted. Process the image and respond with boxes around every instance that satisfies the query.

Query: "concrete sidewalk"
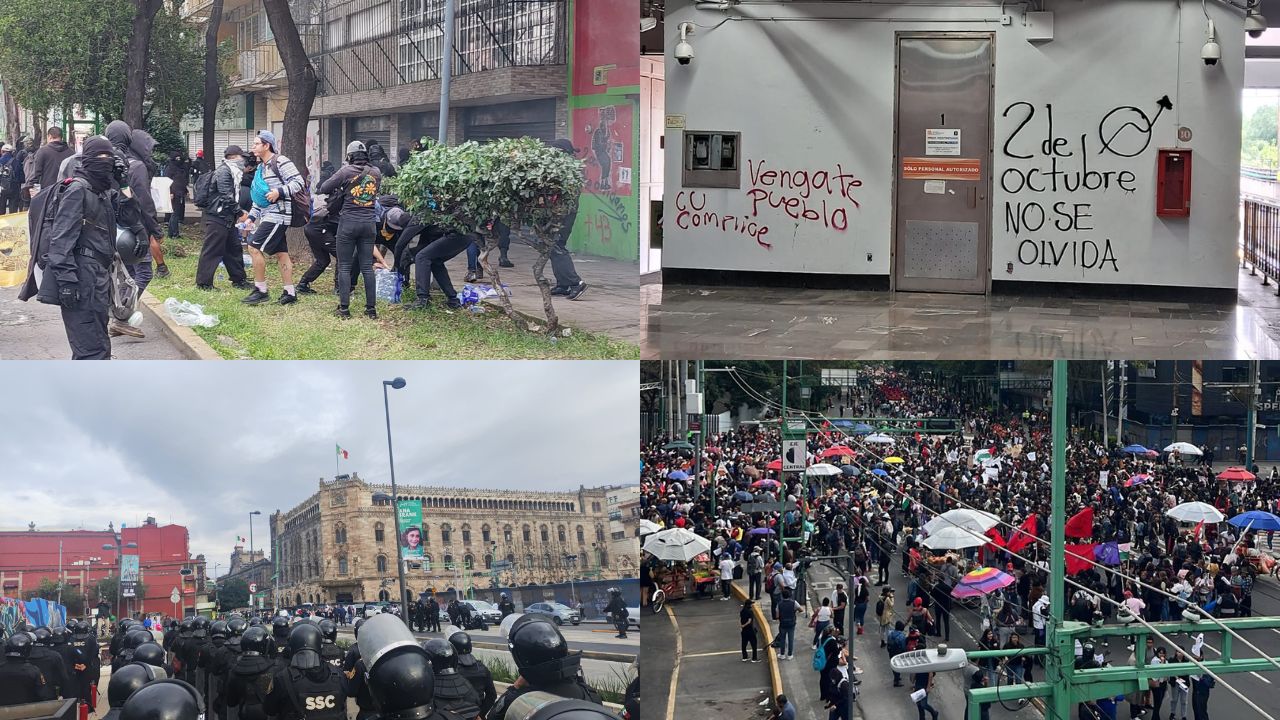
[0,285,188,360]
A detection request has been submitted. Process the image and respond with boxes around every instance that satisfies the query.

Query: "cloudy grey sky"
[0,361,638,575]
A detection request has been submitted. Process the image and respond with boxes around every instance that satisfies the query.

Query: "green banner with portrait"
[398,499,423,558]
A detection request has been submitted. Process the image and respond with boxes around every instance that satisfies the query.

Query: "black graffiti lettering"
[1052,202,1093,232]
[1097,97,1169,158]
[1015,238,1120,272]
[1002,101,1036,160]
[1005,202,1046,235]
[1041,104,1073,158]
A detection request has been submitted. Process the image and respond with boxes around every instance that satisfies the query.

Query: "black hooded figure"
[165,149,192,238]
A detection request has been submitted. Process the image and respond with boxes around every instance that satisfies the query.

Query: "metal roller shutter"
[187,130,255,158]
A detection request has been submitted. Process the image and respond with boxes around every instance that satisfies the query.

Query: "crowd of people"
[640,367,1280,720]
[12,126,591,359]
[0,605,635,720]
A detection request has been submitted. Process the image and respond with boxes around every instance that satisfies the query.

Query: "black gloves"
[112,155,129,188]
[58,286,79,309]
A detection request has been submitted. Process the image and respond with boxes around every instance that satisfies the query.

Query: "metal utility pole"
[693,360,704,505]
[1049,358,1069,720]
[1248,360,1260,469]
[383,377,410,627]
[1117,361,1127,445]
[438,0,454,145]
[1101,362,1110,447]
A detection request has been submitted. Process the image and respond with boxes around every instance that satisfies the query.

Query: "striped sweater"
[247,152,304,226]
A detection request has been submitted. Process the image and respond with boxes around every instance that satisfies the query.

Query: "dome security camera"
[1246,9,1267,39]
[675,22,695,65]
[1203,19,1221,66]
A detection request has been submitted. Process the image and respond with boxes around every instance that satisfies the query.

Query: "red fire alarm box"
[1156,148,1192,217]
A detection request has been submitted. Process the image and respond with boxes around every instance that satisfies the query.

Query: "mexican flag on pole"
[337,444,349,459]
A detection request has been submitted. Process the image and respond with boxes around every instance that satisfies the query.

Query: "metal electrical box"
[1155,148,1192,218]
[683,131,741,188]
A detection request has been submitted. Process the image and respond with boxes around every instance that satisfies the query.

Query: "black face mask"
[81,156,115,193]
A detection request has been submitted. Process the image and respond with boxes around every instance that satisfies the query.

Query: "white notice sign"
[925,128,961,156]
[923,180,946,195]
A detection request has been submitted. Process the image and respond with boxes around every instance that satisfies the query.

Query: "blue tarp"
[22,598,67,628]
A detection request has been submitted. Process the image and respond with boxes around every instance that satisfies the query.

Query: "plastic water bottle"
[243,252,253,268]
[127,311,144,328]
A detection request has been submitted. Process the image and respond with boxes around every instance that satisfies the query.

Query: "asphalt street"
[334,621,637,660]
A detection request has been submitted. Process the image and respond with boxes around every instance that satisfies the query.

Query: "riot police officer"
[317,620,343,670]
[48,626,80,694]
[264,623,346,720]
[427,597,442,632]
[102,662,163,720]
[340,618,378,720]
[355,614,464,720]
[69,619,101,710]
[487,616,603,720]
[119,678,205,720]
[30,626,70,697]
[190,616,214,696]
[203,621,235,719]
[172,618,195,682]
[132,642,173,678]
[450,630,496,717]
[423,639,482,719]
[270,616,291,660]
[497,594,515,619]
[227,616,248,656]
[225,627,275,720]
[163,620,180,652]
[605,588,629,640]
[0,632,51,705]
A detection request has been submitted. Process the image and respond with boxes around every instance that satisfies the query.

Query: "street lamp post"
[102,535,138,626]
[249,510,262,557]
[383,377,410,628]
[563,554,578,606]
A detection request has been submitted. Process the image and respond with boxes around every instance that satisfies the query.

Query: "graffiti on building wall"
[999,97,1171,273]
[573,106,633,196]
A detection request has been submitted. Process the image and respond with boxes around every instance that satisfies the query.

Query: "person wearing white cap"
[241,129,305,306]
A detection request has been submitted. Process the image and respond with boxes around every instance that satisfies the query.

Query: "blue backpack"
[812,646,826,671]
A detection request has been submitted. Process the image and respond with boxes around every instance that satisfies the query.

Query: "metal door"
[893,34,994,293]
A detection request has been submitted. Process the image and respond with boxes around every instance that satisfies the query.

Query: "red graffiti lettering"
[742,159,862,237]
[675,191,772,249]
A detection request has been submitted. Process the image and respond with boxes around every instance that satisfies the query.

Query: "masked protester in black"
[17,136,141,359]
[318,141,382,319]
[486,616,603,720]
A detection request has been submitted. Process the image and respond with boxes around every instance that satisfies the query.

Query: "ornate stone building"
[270,474,637,606]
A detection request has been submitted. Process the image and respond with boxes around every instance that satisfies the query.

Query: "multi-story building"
[269,473,636,607]
[0,517,205,617]
[179,0,640,262]
[604,484,640,567]
[218,545,274,608]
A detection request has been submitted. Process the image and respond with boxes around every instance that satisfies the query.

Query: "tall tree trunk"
[202,0,225,163]
[262,0,316,171]
[124,0,164,129]
[2,90,18,145]
[34,111,46,149]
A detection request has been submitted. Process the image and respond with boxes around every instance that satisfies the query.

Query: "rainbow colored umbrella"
[951,567,1015,599]
[1124,473,1151,488]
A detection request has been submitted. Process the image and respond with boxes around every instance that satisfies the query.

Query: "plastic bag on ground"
[375,268,402,303]
[164,297,219,328]
[459,283,510,307]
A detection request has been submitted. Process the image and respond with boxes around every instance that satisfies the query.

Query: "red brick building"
[0,517,206,617]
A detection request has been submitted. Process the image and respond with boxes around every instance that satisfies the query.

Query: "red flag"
[1064,507,1095,539]
[1193,520,1204,542]
[985,527,1006,548]
[1065,544,1097,575]
[1006,514,1038,554]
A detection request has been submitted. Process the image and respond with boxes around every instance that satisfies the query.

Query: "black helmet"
[50,626,70,644]
[352,617,364,638]
[33,626,53,645]
[367,649,435,713]
[421,638,458,673]
[116,226,145,264]
[504,693,622,720]
[133,642,167,669]
[227,617,247,637]
[287,623,323,669]
[4,631,33,658]
[210,621,229,640]
[500,593,510,600]
[119,618,139,633]
[125,629,154,650]
[447,630,473,657]
[608,587,621,597]
[247,616,264,628]
[240,626,272,655]
[319,619,337,643]
[271,616,290,639]
[508,615,568,670]
[192,616,211,638]
[108,662,158,707]
[120,679,204,720]
[179,618,194,634]
[73,620,93,637]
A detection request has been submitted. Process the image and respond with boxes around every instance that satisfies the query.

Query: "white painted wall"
[664,0,1244,289]
[641,56,666,274]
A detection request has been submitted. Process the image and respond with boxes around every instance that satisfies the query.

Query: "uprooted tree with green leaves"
[390,137,583,334]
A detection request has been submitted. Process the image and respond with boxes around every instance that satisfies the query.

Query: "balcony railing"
[313,0,566,97]
[1242,193,1280,296]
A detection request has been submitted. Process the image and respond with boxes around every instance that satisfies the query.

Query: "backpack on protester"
[812,646,826,672]
[192,170,218,210]
[24,177,92,277]
[765,574,775,594]
[267,155,312,227]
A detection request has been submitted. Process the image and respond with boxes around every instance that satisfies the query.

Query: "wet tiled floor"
[641,266,1280,359]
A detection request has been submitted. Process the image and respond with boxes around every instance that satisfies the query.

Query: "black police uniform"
[339,644,377,720]
[204,639,236,720]
[319,641,343,671]
[605,595,629,638]
[69,628,101,708]
[457,654,496,716]
[225,653,275,720]
[486,654,602,720]
[426,600,441,632]
[0,656,50,705]
[264,664,346,720]
[29,642,69,698]
[497,599,515,618]
[433,670,482,720]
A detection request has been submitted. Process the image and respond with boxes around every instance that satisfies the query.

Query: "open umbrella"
[751,478,781,489]
[1124,474,1151,488]
[1217,467,1257,483]
[1163,442,1203,456]
[1122,444,1150,455]
[922,525,989,550]
[1228,511,1280,532]
[853,423,876,434]
[732,490,754,503]
[872,468,890,478]
[865,434,896,444]
[1166,502,1226,524]
[922,509,1001,536]
[806,463,844,477]
[748,527,776,536]
[766,459,783,471]
[643,528,712,562]
[667,470,689,481]
[883,456,906,464]
[951,567,1015,599]
[841,465,862,477]
[822,446,857,459]
[662,441,695,451]
[640,519,662,536]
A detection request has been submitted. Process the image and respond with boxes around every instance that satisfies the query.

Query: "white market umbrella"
[921,525,989,550]
[865,434,896,445]
[922,509,1001,536]
[1166,502,1225,524]
[1163,442,1203,456]
[806,463,844,477]
[640,519,662,536]
[642,527,713,562]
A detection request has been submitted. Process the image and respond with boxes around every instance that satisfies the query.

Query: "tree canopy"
[0,0,221,126]
[217,577,250,610]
